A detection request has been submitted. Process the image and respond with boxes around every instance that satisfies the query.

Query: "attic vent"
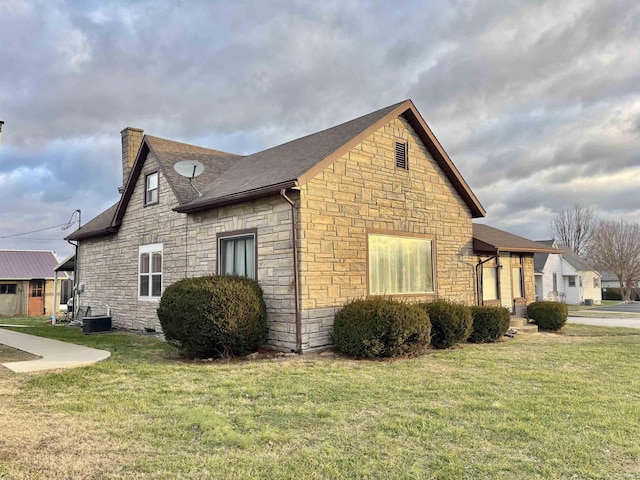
[395,141,408,170]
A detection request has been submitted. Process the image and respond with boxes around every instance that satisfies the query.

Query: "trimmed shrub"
[469,306,511,343]
[527,301,568,331]
[332,298,431,359]
[157,275,267,358]
[418,300,472,349]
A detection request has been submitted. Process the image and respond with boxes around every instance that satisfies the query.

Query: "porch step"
[509,317,539,334]
[510,324,538,334]
[509,317,528,327]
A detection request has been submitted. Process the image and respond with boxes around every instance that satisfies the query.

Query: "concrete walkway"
[568,316,640,329]
[0,328,111,373]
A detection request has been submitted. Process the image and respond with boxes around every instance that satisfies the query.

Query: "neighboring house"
[67,99,547,352]
[600,271,640,289]
[472,224,561,317]
[533,241,602,305]
[0,250,70,317]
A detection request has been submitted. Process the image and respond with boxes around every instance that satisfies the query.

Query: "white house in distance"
[533,240,602,305]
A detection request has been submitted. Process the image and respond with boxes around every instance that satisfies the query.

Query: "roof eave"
[65,226,118,242]
[174,180,298,214]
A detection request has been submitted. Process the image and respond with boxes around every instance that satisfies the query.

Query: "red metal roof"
[0,250,59,279]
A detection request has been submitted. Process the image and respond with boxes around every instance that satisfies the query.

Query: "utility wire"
[0,210,80,239]
[0,222,73,238]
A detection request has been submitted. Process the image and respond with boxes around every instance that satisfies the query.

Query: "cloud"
[0,0,639,252]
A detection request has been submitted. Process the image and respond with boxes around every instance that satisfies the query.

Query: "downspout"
[280,189,302,354]
[67,209,81,319]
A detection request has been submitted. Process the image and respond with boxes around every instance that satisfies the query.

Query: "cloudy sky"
[1,0,639,260]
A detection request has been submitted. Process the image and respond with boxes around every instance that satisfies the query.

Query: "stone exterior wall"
[78,150,298,349]
[77,152,188,330]
[298,117,476,350]
[186,197,297,351]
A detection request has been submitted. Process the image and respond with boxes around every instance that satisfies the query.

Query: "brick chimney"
[120,127,144,191]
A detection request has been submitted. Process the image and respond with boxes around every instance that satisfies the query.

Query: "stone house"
[0,250,70,317]
[533,240,602,305]
[472,224,561,317]
[68,100,548,352]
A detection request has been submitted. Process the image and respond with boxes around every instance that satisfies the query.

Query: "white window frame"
[138,243,163,301]
[217,231,257,280]
[145,172,159,205]
[368,233,435,295]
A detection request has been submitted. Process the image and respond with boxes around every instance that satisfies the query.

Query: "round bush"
[469,306,511,343]
[157,275,267,358]
[418,300,472,349]
[527,301,568,331]
[332,298,431,358]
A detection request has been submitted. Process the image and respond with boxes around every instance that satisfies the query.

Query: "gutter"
[175,181,297,214]
[280,188,302,354]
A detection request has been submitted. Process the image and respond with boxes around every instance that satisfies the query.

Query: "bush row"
[332,298,512,358]
[156,275,560,360]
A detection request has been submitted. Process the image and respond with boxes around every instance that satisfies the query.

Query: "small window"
[395,141,408,170]
[30,280,43,297]
[593,277,599,288]
[139,243,162,299]
[0,283,17,294]
[368,233,434,295]
[145,172,159,205]
[568,276,576,287]
[218,232,257,279]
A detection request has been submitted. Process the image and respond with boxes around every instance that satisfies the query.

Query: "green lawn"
[1,318,640,479]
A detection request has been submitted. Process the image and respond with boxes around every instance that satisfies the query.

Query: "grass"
[1,317,640,479]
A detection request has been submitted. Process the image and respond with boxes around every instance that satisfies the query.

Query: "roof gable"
[0,250,59,279]
[176,100,486,217]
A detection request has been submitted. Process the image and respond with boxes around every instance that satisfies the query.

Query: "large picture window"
[368,233,434,295]
[139,243,163,299]
[218,231,256,279]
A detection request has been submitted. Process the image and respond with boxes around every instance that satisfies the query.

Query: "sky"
[1,0,639,261]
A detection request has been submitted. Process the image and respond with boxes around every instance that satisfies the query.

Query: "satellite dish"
[174,160,205,178]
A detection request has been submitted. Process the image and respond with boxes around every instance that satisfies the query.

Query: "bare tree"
[549,204,598,256]
[588,219,640,302]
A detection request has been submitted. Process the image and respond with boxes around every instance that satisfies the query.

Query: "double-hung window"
[368,233,434,295]
[139,243,163,299]
[218,230,257,279]
[145,172,159,205]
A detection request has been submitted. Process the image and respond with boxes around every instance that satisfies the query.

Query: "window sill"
[143,201,159,208]
[138,296,161,302]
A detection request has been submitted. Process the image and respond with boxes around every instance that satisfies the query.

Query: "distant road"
[568,316,640,329]
[589,302,640,314]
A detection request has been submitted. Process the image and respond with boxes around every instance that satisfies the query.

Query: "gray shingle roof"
[145,136,241,205]
[473,224,562,254]
[183,101,406,210]
[557,243,596,272]
[533,240,555,272]
[69,99,486,240]
[66,203,119,241]
[0,250,59,279]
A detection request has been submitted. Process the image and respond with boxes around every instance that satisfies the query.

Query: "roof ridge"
[145,135,241,157]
